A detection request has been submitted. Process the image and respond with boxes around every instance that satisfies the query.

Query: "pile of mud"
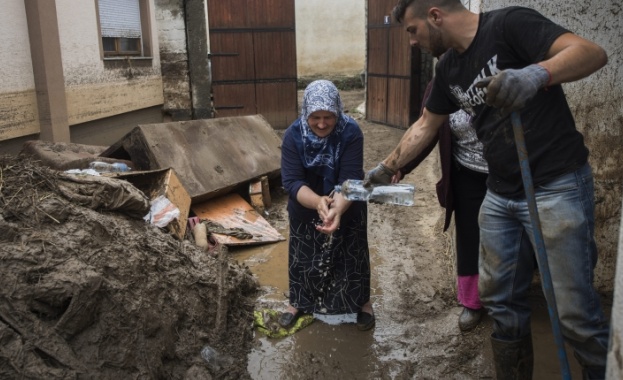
[0,154,258,379]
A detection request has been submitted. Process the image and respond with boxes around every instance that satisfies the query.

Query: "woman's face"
[307,110,337,138]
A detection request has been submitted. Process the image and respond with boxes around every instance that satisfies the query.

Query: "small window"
[97,0,151,58]
[102,37,141,56]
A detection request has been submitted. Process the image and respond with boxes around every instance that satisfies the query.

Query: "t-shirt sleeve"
[502,7,570,64]
[425,63,460,115]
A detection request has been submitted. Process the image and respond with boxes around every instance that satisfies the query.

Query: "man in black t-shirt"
[365,0,610,378]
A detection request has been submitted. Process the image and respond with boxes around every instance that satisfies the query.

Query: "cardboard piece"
[191,193,285,246]
[118,168,191,240]
[99,115,282,203]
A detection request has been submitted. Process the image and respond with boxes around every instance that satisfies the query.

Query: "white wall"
[1,0,35,92]
[295,0,366,78]
[55,0,163,126]
[0,0,39,140]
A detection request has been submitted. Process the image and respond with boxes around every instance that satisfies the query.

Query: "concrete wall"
[56,0,164,127]
[0,0,164,150]
[0,0,39,141]
[607,196,623,379]
[154,0,192,120]
[480,0,623,290]
[295,0,366,79]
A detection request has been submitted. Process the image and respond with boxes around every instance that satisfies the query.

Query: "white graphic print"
[450,55,500,117]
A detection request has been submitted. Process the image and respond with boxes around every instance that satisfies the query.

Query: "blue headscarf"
[297,80,350,189]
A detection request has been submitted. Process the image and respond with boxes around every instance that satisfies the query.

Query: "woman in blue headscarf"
[279,80,374,331]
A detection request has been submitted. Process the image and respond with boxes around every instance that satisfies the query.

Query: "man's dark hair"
[392,0,463,23]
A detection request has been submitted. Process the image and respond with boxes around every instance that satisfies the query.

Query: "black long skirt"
[287,210,370,314]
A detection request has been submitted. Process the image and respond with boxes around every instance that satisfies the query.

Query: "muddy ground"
[0,89,609,379]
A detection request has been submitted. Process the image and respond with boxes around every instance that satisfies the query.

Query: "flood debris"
[0,153,259,379]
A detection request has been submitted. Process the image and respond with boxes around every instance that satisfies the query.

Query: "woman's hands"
[296,186,349,235]
[316,194,334,222]
[316,192,349,235]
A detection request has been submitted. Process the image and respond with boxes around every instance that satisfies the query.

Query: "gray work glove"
[364,163,396,188]
[476,64,550,114]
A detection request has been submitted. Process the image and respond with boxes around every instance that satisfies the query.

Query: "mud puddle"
[231,227,385,379]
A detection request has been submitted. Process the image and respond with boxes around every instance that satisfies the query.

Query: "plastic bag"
[144,195,180,227]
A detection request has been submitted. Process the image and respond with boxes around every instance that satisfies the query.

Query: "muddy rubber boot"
[490,334,533,380]
[581,366,605,380]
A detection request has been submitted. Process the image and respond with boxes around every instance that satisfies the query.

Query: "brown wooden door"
[208,0,297,129]
[366,0,426,129]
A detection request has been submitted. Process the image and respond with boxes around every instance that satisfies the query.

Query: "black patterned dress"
[287,210,370,314]
[281,80,370,315]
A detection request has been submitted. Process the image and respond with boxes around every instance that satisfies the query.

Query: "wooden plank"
[191,193,285,246]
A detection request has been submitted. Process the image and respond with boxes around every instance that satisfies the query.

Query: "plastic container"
[88,161,131,173]
[334,179,415,206]
[200,345,233,371]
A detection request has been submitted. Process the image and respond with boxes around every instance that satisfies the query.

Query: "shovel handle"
[510,111,571,379]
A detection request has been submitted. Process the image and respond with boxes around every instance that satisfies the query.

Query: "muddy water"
[232,228,385,379]
[235,232,587,380]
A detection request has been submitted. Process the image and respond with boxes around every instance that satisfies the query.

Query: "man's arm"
[478,33,607,113]
[366,109,447,184]
[539,32,607,85]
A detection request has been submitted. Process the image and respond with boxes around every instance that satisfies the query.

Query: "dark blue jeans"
[479,163,609,373]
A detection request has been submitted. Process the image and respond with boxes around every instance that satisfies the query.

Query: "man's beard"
[427,23,447,58]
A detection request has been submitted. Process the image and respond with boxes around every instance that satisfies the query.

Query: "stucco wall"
[480,0,623,290]
[0,0,39,141]
[295,0,366,78]
[154,0,192,119]
[56,0,164,126]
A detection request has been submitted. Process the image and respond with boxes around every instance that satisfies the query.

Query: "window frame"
[95,0,153,60]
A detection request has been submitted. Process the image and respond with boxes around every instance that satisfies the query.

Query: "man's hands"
[364,163,396,187]
[476,64,550,114]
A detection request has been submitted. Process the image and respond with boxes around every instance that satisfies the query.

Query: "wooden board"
[191,193,284,246]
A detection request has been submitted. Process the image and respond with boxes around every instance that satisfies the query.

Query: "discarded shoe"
[459,307,483,331]
[356,311,376,331]
[278,310,303,328]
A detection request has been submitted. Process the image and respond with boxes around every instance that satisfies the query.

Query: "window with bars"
[97,0,150,58]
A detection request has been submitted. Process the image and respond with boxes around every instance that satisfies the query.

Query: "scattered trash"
[193,222,210,250]
[89,161,131,173]
[200,345,234,371]
[144,195,180,228]
[253,309,315,338]
[64,168,101,176]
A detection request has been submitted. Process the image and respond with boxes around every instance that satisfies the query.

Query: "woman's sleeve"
[281,129,308,201]
[337,123,364,183]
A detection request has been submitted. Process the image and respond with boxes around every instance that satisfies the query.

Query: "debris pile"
[0,154,258,379]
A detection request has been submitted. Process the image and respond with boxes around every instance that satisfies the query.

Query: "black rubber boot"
[490,334,534,380]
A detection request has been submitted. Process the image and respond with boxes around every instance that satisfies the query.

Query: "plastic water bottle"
[88,161,131,173]
[334,179,415,206]
[200,345,233,371]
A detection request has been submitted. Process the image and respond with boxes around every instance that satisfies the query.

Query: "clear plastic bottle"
[200,345,233,371]
[88,161,131,173]
[334,179,415,206]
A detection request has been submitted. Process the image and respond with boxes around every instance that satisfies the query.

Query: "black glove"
[364,163,396,188]
[476,64,550,114]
